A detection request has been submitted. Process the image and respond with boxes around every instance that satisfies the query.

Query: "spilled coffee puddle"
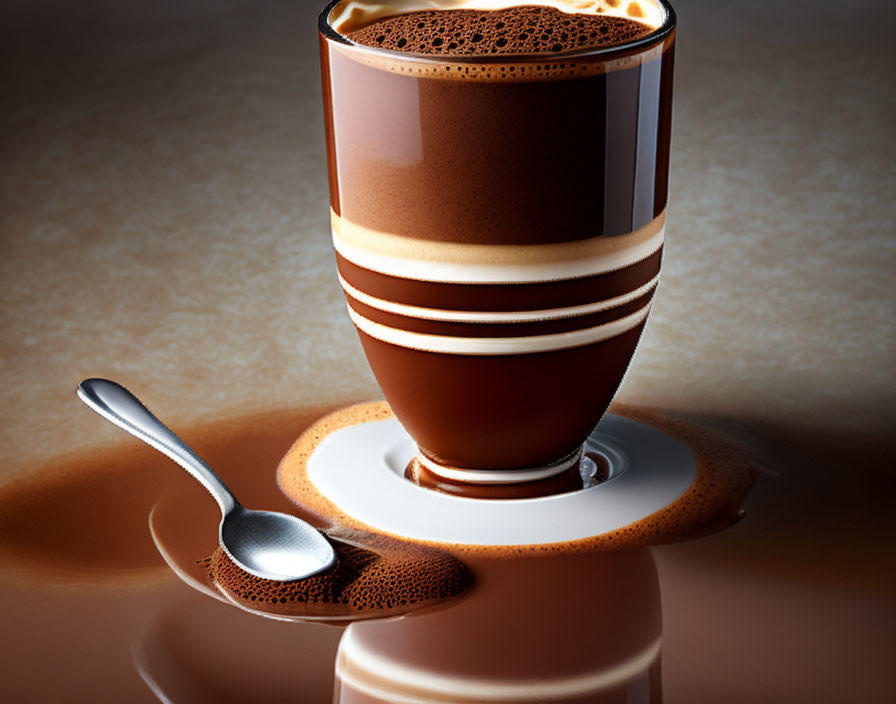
[0,442,180,582]
[202,528,473,622]
[0,406,338,584]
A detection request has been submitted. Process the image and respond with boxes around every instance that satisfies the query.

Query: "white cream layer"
[339,273,659,322]
[347,299,650,354]
[330,0,666,34]
[333,221,665,284]
[337,629,662,702]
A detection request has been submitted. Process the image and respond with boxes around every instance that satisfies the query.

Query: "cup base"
[409,447,592,499]
[415,447,584,486]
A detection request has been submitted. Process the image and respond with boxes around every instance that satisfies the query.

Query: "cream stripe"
[334,228,664,283]
[336,632,661,702]
[333,212,664,266]
[339,273,659,323]
[347,301,651,355]
[332,211,665,284]
[416,447,582,484]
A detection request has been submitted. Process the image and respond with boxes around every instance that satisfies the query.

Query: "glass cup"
[319,0,676,481]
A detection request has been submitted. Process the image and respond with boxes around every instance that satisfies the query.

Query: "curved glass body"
[320,0,677,475]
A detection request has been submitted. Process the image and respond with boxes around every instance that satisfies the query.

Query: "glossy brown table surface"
[1,0,894,701]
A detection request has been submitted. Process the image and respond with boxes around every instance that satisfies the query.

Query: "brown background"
[1,0,894,701]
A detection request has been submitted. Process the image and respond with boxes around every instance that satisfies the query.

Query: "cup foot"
[415,447,584,486]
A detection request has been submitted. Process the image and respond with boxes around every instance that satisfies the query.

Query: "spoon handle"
[77,378,238,516]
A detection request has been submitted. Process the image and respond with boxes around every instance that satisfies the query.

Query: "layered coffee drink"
[320,0,675,480]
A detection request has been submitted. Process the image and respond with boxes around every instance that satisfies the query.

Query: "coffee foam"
[277,402,760,558]
[204,529,473,620]
[329,34,666,81]
[347,6,653,56]
[330,0,666,35]
[324,1,671,82]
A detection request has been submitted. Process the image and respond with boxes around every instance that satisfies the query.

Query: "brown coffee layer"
[356,324,644,468]
[347,7,653,56]
[336,249,663,311]
[277,402,760,557]
[204,529,473,621]
[323,42,674,241]
[345,289,653,337]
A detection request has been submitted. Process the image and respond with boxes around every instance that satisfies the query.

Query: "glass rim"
[318,0,676,64]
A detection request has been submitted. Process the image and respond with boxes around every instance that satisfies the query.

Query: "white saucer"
[307,414,696,546]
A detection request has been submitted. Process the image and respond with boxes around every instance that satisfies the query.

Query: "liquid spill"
[1,401,891,702]
[0,405,345,702]
[0,407,339,583]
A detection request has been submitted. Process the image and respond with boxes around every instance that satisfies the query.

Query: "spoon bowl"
[221,507,336,581]
[77,378,336,582]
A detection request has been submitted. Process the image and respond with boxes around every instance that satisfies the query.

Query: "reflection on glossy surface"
[336,549,663,703]
[134,594,342,704]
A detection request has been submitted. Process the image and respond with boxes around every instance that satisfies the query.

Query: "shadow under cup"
[320,1,676,474]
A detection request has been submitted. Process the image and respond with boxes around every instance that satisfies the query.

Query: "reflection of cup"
[334,549,663,704]
[132,594,342,703]
[319,0,676,477]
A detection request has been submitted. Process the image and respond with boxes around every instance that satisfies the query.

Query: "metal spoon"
[77,378,336,581]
